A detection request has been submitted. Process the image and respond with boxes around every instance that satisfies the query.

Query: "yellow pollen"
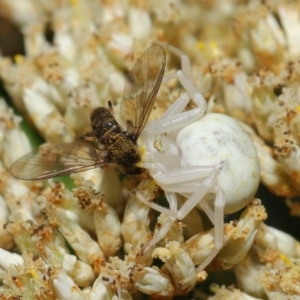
[70,0,79,7]
[196,41,219,56]
[14,55,24,64]
[29,269,38,279]
[296,106,300,113]
[196,42,206,52]
[139,145,147,156]
[209,41,218,51]
[279,254,291,266]
[149,179,157,189]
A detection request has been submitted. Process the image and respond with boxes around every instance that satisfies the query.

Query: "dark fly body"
[9,44,166,180]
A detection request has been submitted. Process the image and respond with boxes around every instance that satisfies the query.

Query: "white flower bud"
[135,266,174,298]
[0,248,23,271]
[53,270,86,300]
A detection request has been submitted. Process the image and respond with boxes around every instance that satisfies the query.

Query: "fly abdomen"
[106,133,144,174]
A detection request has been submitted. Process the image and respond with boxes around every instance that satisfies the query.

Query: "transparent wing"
[9,141,108,180]
[121,44,166,140]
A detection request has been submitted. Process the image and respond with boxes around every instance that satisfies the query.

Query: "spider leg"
[174,170,225,271]
[142,192,177,253]
[176,168,218,221]
[160,42,193,79]
[137,166,214,217]
[194,186,224,272]
[147,44,206,135]
[147,102,203,136]
[143,167,218,253]
[167,44,193,78]
[164,43,206,110]
[177,187,225,287]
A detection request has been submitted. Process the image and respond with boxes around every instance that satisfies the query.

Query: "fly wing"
[121,44,166,141]
[9,141,108,180]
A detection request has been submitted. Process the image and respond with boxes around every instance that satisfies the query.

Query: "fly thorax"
[105,132,119,146]
[90,107,120,140]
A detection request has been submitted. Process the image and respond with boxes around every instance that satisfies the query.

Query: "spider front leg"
[137,165,215,218]
[142,166,225,259]
[147,45,207,136]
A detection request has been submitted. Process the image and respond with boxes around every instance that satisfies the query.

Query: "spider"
[137,44,260,272]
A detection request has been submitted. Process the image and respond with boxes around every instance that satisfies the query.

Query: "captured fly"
[9,44,166,180]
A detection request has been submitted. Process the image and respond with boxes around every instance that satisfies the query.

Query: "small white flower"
[128,7,152,40]
[278,5,300,59]
[53,270,86,300]
[234,254,265,298]
[0,248,23,271]
[135,266,174,297]
[122,179,155,253]
[153,241,197,294]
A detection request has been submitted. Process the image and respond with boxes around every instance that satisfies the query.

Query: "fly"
[9,44,166,180]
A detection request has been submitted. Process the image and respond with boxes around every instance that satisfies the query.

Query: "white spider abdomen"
[176,113,260,214]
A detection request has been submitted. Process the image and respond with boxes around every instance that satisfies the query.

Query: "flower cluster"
[0,0,300,299]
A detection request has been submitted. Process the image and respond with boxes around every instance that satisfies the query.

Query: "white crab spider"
[138,44,260,272]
